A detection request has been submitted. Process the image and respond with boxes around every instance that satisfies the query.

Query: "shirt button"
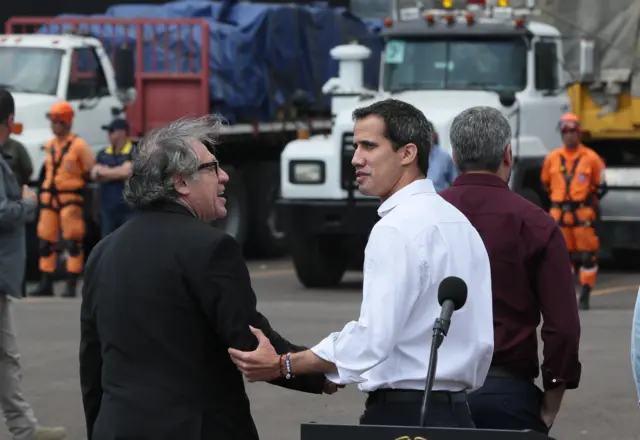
[552,379,557,383]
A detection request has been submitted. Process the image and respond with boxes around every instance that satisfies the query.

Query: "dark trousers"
[100,208,132,238]
[467,376,549,434]
[360,390,475,428]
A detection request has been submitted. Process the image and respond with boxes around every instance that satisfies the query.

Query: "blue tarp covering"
[43,1,383,123]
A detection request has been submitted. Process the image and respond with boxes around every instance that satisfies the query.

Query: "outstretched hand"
[229,326,281,382]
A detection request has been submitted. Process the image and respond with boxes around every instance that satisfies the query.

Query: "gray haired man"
[80,116,331,440]
[440,106,580,434]
[0,91,67,439]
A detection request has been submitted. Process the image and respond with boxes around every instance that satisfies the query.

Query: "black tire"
[243,161,287,258]
[290,233,347,288]
[212,165,248,247]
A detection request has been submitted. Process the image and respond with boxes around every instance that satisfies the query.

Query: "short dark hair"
[352,99,431,174]
[0,88,15,125]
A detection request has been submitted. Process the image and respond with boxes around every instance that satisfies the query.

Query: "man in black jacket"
[79,115,334,440]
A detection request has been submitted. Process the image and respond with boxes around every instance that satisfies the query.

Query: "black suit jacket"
[80,202,325,440]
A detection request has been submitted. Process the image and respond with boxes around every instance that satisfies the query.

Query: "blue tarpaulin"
[43,1,383,123]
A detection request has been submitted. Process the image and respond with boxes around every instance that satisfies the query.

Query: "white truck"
[278,0,640,287]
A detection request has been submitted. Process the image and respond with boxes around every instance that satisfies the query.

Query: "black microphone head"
[437,276,468,311]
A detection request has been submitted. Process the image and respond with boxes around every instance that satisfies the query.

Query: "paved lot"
[4,262,640,440]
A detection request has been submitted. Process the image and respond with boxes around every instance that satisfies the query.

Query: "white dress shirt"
[630,286,640,406]
[311,178,494,393]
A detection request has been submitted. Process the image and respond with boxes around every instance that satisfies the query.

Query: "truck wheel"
[290,234,347,288]
[243,162,287,258]
[212,165,248,247]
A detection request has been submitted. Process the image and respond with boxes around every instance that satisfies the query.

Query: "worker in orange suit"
[541,113,608,310]
[30,102,95,298]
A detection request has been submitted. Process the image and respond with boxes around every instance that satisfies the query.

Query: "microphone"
[419,276,468,427]
[434,276,468,337]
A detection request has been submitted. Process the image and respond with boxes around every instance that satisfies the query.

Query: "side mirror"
[115,47,135,90]
[579,39,595,82]
[498,91,516,108]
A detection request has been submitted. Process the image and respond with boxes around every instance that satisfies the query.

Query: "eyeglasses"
[198,160,219,175]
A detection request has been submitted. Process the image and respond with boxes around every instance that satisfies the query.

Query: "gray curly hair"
[123,115,223,208]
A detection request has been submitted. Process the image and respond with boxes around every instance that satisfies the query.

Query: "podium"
[301,423,556,440]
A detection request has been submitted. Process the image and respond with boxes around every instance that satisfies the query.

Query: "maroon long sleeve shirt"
[440,173,581,390]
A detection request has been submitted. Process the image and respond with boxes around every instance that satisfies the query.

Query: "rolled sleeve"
[537,225,582,390]
[310,225,423,385]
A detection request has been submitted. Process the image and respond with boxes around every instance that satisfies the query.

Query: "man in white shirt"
[229,98,494,428]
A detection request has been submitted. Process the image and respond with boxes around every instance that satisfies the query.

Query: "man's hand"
[540,385,565,430]
[90,165,106,181]
[21,185,36,203]
[229,326,281,382]
[323,379,344,395]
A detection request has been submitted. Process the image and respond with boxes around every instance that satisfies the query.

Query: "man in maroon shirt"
[440,106,581,434]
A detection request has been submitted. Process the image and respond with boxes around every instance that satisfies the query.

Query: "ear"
[452,151,458,167]
[400,143,418,167]
[173,173,190,196]
[504,144,513,167]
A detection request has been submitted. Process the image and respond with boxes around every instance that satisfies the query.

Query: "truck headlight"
[289,160,325,184]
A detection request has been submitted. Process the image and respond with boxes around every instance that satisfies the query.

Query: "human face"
[108,128,126,146]
[561,128,580,149]
[49,119,67,137]
[180,141,229,221]
[351,114,415,200]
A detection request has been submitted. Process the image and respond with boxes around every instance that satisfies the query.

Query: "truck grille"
[341,132,355,190]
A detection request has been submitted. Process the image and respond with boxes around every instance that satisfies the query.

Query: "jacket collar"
[105,140,133,155]
[378,178,436,217]
[142,200,197,218]
[452,173,509,189]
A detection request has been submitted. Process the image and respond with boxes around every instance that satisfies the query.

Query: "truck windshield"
[383,38,527,92]
[0,47,63,95]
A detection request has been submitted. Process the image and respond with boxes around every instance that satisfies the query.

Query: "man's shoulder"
[4,137,26,151]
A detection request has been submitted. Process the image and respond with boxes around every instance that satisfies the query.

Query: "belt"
[366,389,467,406]
[487,366,532,382]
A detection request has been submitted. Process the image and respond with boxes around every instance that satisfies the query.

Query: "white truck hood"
[11,92,57,130]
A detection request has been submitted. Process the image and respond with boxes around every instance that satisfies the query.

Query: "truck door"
[64,46,120,155]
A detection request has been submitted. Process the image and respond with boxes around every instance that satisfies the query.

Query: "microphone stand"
[419,316,450,427]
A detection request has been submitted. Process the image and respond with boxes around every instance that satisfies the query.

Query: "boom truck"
[278,0,640,288]
[0,2,382,279]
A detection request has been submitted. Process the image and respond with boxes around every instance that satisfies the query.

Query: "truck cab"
[0,32,132,182]
[278,0,572,288]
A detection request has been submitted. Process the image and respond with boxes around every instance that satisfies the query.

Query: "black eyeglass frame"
[198,160,219,174]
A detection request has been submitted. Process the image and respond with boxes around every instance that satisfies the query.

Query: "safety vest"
[39,134,91,211]
[543,145,605,228]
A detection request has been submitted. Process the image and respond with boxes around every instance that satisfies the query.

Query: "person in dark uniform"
[91,118,134,237]
[0,90,33,188]
[0,88,33,298]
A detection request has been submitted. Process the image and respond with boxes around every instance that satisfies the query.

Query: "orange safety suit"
[37,133,95,274]
[541,144,606,289]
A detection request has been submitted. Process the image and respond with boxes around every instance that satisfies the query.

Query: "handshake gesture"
[229,326,345,396]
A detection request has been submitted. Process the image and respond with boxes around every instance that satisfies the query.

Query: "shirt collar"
[452,173,508,189]
[378,178,436,217]
[106,140,133,155]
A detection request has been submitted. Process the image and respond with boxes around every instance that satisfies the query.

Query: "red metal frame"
[5,17,211,136]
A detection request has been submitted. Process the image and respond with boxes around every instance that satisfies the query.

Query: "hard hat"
[46,101,74,125]
[559,113,580,131]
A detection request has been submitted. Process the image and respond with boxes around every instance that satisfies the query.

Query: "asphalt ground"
[4,262,640,440]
